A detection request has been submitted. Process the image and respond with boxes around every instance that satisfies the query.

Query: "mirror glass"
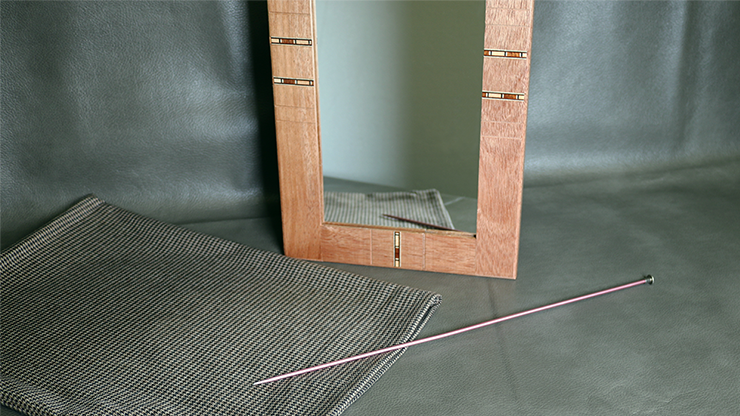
[316,0,485,234]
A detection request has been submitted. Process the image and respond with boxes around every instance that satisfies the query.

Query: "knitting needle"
[382,214,461,232]
[253,275,654,386]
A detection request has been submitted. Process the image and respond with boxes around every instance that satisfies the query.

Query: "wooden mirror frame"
[266,0,533,279]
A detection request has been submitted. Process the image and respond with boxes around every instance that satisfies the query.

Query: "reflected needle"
[253,275,654,386]
[382,214,460,232]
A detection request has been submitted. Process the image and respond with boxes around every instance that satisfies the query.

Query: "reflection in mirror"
[316,0,485,234]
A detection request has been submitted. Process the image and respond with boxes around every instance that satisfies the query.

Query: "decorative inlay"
[484,49,527,59]
[274,77,314,86]
[482,91,525,101]
[394,231,401,267]
[270,37,312,46]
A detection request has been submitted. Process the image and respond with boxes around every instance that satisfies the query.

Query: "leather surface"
[525,1,740,184]
[2,1,740,415]
[1,1,278,250]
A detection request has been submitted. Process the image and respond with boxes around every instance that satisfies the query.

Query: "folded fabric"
[324,189,455,230]
[0,195,441,416]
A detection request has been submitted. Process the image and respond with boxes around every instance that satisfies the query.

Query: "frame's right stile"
[476,0,534,278]
[267,0,534,279]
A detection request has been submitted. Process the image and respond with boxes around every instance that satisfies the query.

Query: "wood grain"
[270,44,315,80]
[274,105,316,124]
[426,233,476,276]
[480,120,525,139]
[475,137,525,279]
[485,25,531,51]
[481,99,527,124]
[274,118,323,259]
[485,7,530,27]
[400,231,425,271]
[272,83,315,108]
[267,0,311,15]
[321,225,372,265]
[482,58,529,93]
[487,0,530,10]
[268,12,312,39]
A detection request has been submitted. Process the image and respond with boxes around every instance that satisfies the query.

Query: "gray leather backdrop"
[526,1,740,183]
[1,1,279,249]
[2,1,739,415]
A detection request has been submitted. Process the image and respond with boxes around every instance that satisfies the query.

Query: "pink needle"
[253,275,654,386]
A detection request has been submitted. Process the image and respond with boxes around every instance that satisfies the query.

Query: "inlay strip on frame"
[271,37,312,46]
[482,91,525,101]
[274,77,315,86]
[484,49,527,59]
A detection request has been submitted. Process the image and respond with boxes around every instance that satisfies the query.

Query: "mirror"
[316,1,485,234]
[267,0,533,279]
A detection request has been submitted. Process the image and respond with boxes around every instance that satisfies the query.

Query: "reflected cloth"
[324,189,455,230]
[0,196,441,416]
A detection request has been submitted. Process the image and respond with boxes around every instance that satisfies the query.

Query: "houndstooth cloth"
[324,189,455,230]
[0,196,441,416]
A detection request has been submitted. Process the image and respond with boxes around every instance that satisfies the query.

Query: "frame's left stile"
[267,0,324,261]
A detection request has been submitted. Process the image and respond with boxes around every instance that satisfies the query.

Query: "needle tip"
[645,275,654,285]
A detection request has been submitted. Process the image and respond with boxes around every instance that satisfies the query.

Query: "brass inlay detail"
[270,37,312,46]
[484,49,528,59]
[482,91,525,101]
[274,77,314,87]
